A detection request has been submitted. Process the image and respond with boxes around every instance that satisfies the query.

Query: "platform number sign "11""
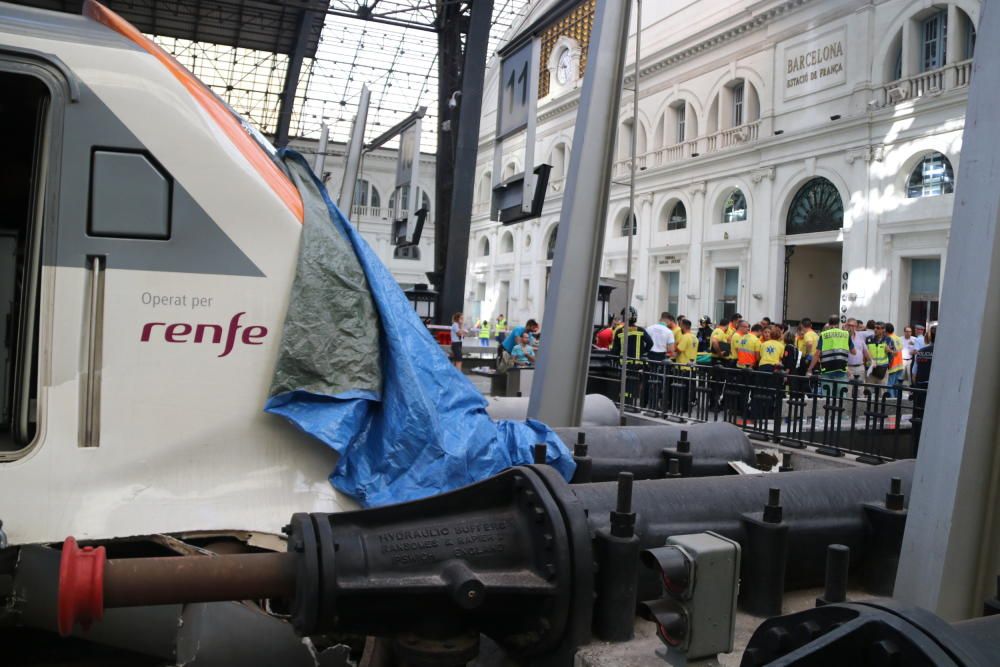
[497,43,533,139]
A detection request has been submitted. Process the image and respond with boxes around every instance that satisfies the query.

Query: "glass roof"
[157,0,534,152]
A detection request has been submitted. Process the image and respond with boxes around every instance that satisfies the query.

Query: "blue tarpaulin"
[265,151,574,507]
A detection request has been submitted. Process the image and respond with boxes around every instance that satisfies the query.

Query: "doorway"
[0,71,49,453]
[783,243,842,324]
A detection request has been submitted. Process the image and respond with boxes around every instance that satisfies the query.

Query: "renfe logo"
[140,312,268,357]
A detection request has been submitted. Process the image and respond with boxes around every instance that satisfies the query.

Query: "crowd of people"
[449,312,541,371]
[448,307,938,407]
[593,309,937,399]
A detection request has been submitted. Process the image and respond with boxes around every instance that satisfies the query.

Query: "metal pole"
[313,122,329,176]
[527,0,633,427]
[438,0,495,323]
[432,0,463,314]
[894,0,1000,620]
[337,85,371,216]
[274,9,311,148]
[618,0,641,426]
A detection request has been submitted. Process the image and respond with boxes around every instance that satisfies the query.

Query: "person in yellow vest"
[758,326,786,372]
[864,322,896,387]
[753,325,786,420]
[495,314,507,344]
[795,318,819,373]
[611,308,652,405]
[478,319,492,347]
[710,321,731,363]
[665,313,682,346]
[807,316,855,398]
[673,318,698,411]
[885,322,905,398]
[708,319,732,410]
[791,317,819,395]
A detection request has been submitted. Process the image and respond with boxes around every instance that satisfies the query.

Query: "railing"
[587,356,926,463]
[351,205,393,219]
[705,121,760,154]
[612,153,650,179]
[953,58,973,87]
[881,58,973,106]
[658,142,685,164]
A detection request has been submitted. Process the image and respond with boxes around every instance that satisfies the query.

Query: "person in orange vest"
[734,321,761,369]
[885,322,905,398]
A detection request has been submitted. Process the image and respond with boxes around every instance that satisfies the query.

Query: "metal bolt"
[616,472,634,514]
[668,457,680,475]
[533,443,547,464]
[574,443,589,457]
[822,544,850,605]
[886,476,905,511]
[764,487,783,524]
[577,431,586,445]
[677,430,690,453]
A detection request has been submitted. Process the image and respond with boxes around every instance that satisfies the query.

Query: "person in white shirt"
[845,318,872,381]
[913,324,927,349]
[901,326,920,383]
[646,312,676,362]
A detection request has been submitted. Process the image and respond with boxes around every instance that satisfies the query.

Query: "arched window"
[421,190,432,214]
[500,231,514,254]
[393,245,421,261]
[620,212,638,237]
[786,178,844,235]
[666,201,686,231]
[549,142,568,180]
[907,152,954,198]
[618,118,647,159]
[708,80,760,133]
[722,190,747,223]
[354,179,380,208]
[479,236,491,257]
[478,171,492,204]
[546,225,558,260]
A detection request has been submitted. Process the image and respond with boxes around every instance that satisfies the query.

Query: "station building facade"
[466,0,979,330]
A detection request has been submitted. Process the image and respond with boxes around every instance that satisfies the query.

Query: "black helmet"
[620,306,638,324]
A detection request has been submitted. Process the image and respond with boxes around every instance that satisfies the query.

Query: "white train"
[0,0,355,553]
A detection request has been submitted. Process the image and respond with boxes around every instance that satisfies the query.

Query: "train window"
[89,150,171,239]
[0,71,49,455]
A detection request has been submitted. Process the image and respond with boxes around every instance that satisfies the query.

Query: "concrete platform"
[575,587,857,666]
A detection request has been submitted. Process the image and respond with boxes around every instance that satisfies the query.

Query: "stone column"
[686,181,707,318]
[748,166,775,322]
[901,18,917,78]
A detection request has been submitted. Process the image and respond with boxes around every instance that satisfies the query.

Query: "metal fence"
[587,356,926,462]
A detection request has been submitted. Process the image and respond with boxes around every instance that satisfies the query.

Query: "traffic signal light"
[639,531,741,660]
